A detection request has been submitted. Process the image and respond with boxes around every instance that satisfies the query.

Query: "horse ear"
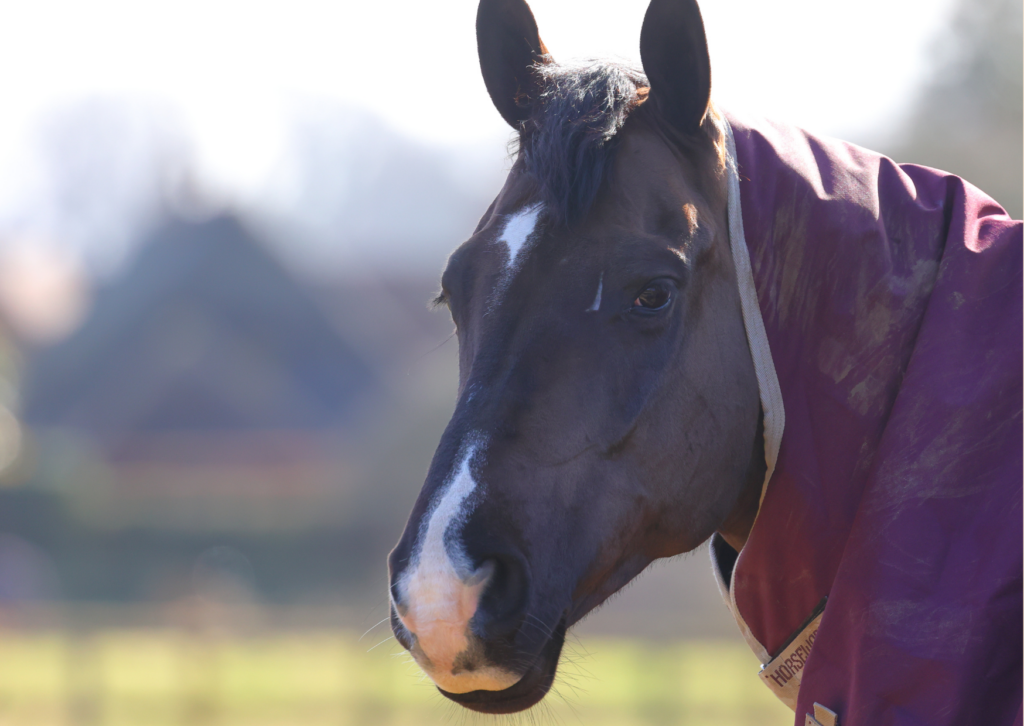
[477,0,550,128]
[639,0,711,134]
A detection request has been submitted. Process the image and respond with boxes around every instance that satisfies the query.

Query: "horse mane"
[517,60,724,228]
[517,61,646,227]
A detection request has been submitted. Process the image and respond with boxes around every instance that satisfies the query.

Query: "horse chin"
[437,615,567,714]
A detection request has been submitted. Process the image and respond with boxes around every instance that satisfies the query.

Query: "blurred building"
[0,214,453,605]
[20,214,375,532]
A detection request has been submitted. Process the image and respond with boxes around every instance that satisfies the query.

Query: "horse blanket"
[709,111,1022,725]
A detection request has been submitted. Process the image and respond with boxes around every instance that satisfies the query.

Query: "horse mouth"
[437,615,567,714]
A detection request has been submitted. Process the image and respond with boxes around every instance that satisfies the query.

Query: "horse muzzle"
[390,558,521,693]
[388,540,566,711]
[436,613,567,714]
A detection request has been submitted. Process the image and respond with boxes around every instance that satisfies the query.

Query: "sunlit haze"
[0,0,955,202]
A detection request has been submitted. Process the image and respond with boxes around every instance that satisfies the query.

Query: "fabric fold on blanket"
[715,111,1022,725]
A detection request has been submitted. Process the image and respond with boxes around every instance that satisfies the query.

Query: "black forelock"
[518,61,648,228]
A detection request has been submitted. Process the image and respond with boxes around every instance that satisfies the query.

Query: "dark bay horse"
[387,0,1023,722]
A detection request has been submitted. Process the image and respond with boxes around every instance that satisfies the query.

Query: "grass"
[0,629,792,726]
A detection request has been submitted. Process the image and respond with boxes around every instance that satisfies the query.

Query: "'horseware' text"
[758,610,825,710]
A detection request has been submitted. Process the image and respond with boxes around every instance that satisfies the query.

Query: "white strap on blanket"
[709,118,789,686]
[722,119,785,506]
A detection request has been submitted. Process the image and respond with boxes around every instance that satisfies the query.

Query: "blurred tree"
[878,0,1022,218]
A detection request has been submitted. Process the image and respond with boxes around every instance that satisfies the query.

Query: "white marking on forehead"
[587,273,603,312]
[498,203,542,272]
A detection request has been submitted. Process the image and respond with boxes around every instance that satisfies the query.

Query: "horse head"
[388,0,764,713]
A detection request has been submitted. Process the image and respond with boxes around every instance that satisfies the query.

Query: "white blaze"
[396,440,519,693]
[587,273,603,312]
[498,203,542,272]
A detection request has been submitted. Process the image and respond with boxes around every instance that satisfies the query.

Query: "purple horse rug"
[709,112,1022,725]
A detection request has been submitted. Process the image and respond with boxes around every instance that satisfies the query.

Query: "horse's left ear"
[639,0,712,134]
[477,0,551,128]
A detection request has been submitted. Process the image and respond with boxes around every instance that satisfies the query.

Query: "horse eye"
[632,282,672,311]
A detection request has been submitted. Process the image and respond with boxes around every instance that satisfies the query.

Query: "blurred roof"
[19,214,376,436]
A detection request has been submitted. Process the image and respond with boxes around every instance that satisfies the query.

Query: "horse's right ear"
[639,0,711,134]
[476,0,550,128]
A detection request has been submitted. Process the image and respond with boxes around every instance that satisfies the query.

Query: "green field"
[0,630,791,726]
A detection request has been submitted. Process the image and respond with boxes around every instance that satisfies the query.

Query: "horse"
[386,0,1023,722]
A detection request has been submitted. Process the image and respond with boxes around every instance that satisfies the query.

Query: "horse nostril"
[390,603,414,650]
[389,579,403,611]
[476,554,529,637]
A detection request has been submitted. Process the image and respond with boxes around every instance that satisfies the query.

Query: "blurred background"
[0,0,1018,724]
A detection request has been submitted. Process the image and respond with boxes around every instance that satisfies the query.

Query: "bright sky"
[0,0,956,200]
